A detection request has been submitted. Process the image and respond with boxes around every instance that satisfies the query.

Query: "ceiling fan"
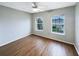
[32,2,40,12]
[32,2,37,8]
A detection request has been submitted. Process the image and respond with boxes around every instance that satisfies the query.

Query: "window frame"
[51,15,65,35]
[35,17,43,31]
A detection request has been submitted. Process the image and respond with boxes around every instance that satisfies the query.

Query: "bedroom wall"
[32,6,75,44]
[0,5,31,46]
[75,3,79,55]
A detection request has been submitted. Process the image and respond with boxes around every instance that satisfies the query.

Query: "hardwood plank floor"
[0,35,78,56]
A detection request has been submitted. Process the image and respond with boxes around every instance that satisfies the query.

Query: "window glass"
[52,16,64,34]
[36,17,43,31]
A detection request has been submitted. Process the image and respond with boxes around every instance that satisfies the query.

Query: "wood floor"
[0,35,78,56]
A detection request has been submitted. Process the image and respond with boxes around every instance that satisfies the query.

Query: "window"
[35,17,43,31]
[51,15,65,35]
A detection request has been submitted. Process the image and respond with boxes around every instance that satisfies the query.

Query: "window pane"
[52,24,64,33]
[52,16,64,24]
[37,24,43,30]
[52,24,57,32]
[37,18,43,23]
[59,16,64,23]
[52,16,59,23]
[52,16,64,34]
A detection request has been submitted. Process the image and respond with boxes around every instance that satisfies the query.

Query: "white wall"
[75,3,79,55]
[0,5,31,46]
[32,6,75,44]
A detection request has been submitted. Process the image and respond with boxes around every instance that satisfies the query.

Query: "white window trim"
[35,17,43,31]
[51,15,65,35]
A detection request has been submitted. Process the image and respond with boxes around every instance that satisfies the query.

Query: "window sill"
[36,30,43,31]
[51,32,65,35]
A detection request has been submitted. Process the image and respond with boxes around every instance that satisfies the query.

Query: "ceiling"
[0,2,76,13]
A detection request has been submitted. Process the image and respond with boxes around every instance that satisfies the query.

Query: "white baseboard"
[32,34,74,45]
[0,34,31,47]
